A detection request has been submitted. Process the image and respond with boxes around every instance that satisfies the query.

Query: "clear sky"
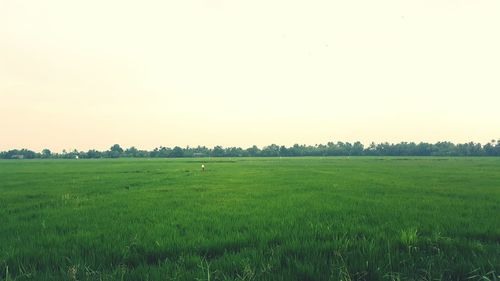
[1,0,499,152]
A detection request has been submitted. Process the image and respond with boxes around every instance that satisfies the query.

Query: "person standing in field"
[201,164,205,172]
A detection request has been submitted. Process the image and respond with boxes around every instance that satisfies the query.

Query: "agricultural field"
[0,157,499,281]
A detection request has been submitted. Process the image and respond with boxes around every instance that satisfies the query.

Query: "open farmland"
[0,157,499,281]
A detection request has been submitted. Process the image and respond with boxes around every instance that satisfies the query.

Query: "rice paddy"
[0,157,499,280]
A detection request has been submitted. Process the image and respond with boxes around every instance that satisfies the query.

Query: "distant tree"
[149,147,159,157]
[110,144,123,153]
[351,142,364,156]
[109,144,123,158]
[432,141,456,156]
[135,149,150,158]
[212,146,225,157]
[170,146,184,158]
[484,142,496,156]
[191,146,210,157]
[4,149,37,159]
[125,146,139,157]
[246,145,260,157]
[86,149,102,158]
[3,139,500,159]
[279,145,288,157]
[288,144,303,156]
[152,147,171,158]
[225,147,245,157]
[262,144,280,157]
[364,142,378,156]
[41,149,51,158]
[416,142,432,156]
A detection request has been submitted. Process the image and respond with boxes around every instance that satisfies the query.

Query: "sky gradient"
[1,0,499,152]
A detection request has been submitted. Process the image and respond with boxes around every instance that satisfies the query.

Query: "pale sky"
[1,0,499,152]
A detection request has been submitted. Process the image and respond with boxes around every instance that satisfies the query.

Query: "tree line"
[1,140,500,159]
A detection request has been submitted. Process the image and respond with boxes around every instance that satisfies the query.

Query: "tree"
[42,149,52,158]
[125,147,139,157]
[110,144,123,153]
[416,142,432,156]
[86,149,102,158]
[351,142,364,156]
[365,142,378,156]
[261,144,280,157]
[109,144,123,158]
[156,147,171,158]
[212,146,225,157]
[279,145,288,157]
[2,139,500,159]
[246,145,260,157]
[170,146,184,158]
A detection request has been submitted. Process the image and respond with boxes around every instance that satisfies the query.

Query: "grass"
[0,157,499,280]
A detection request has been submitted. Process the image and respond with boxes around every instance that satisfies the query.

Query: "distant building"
[11,155,24,159]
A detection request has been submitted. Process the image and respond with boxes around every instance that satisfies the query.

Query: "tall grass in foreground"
[0,157,499,280]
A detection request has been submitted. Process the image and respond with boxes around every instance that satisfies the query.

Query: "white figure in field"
[201,164,205,172]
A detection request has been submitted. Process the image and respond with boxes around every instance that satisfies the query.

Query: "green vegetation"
[0,157,499,280]
[2,139,500,159]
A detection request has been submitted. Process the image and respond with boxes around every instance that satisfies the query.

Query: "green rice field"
[0,157,499,280]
